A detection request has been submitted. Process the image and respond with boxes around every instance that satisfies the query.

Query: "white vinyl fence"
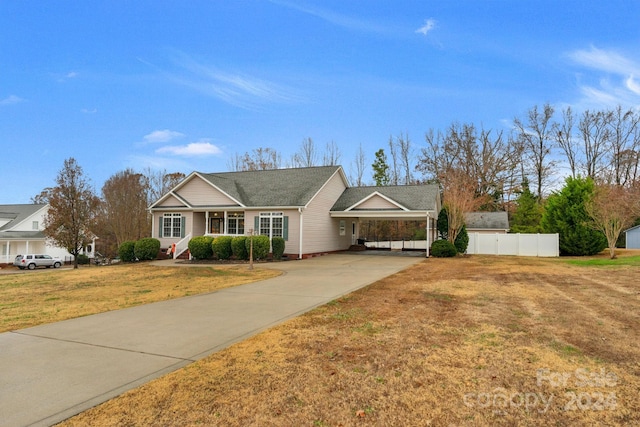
[365,240,427,250]
[467,233,559,257]
[363,233,559,257]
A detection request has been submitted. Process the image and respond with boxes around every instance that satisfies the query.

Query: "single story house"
[0,203,96,264]
[464,211,510,234]
[625,224,640,249]
[149,165,441,259]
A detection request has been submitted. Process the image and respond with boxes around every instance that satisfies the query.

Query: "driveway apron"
[0,254,423,427]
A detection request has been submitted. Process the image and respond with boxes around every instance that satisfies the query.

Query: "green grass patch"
[563,255,640,267]
[550,340,582,357]
[424,291,454,302]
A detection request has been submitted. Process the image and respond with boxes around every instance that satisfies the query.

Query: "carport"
[329,185,441,257]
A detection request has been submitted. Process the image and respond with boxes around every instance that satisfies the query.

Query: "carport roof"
[331,185,440,213]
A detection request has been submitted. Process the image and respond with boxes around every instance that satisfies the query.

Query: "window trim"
[161,213,184,238]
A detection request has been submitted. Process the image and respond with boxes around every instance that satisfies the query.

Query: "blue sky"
[2,1,639,203]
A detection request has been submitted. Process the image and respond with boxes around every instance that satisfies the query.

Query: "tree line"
[34,103,640,262]
[33,160,185,265]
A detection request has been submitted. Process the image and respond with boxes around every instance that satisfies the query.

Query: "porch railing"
[173,233,192,259]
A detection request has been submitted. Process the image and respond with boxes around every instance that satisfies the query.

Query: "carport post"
[426,212,430,258]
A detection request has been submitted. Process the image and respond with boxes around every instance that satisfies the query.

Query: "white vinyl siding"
[302,171,353,254]
[177,176,239,206]
[355,195,400,210]
[157,194,185,208]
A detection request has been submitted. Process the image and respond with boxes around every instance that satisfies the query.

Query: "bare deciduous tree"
[291,137,319,168]
[102,169,150,246]
[397,132,414,185]
[144,168,186,205]
[578,109,613,179]
[514,103,556,201]
[416,127,459,184]
[323,140,341,166]
[350,143,367,187]
[417,123,521,209]
[553,106,579,179]
[43,158,100,269]
[607,106,640,186]
[231,147,282,171]
[387,135,399,185]
[441,167,488,244]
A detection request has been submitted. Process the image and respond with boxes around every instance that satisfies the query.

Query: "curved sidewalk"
[0,254,423,427]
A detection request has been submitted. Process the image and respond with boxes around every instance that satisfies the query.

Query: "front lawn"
[0,263,280,333]
[61,252,640,426]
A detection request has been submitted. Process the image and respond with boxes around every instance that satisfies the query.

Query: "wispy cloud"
[161,52,303,109]
[143,129,185,144]
[270,0,389,34]
[156,140,222,157]
[567,46,640,108]
[81,108,97,114]
[415,18,436,36]
[0,95,24,105]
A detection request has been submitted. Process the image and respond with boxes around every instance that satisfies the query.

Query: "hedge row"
[118,237,161,262]
[186,235,286,261]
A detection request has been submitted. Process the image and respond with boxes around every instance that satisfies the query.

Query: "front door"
[209,217,223,234]
[352,221,357,245]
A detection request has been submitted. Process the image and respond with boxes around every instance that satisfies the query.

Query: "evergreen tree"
[510,178,543,233]
[454,225,469,253]
[372,149,390,186]
[541,177,607,256]
[437,208,449,240]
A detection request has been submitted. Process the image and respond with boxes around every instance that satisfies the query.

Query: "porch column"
[298,207,304,259]
[224,211,228,234]
[205,211,209,234]
[426,213,430,258]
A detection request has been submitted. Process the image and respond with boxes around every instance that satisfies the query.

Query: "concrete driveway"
[0,254,423,427]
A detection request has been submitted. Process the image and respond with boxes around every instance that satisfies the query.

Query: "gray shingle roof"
[331,185,440,212]
[0,204,46,232]
[464,211,509,230]
[197,166,343,207]
[0,230,44,239]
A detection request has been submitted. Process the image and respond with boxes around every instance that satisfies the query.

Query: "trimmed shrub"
[454,226,469,254]
[431,239,457,258]
[272,237,285,260]
[212,236,233,260]
[118,240,136,262]
[134,237,161,261]
[231,236,249,260]
[76,254,90,265]
[188,236,214,260]
[245,235,270,260]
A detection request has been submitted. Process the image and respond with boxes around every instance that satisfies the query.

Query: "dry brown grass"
[0,263,279,333]
[61,251,640,426]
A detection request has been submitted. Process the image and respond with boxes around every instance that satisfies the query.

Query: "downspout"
[298,207,304,260]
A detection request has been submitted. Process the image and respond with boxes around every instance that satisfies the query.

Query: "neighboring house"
[149,165,441,259]
[0,204,95,264]
[464,212,510,234]
[625,224,640,249]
